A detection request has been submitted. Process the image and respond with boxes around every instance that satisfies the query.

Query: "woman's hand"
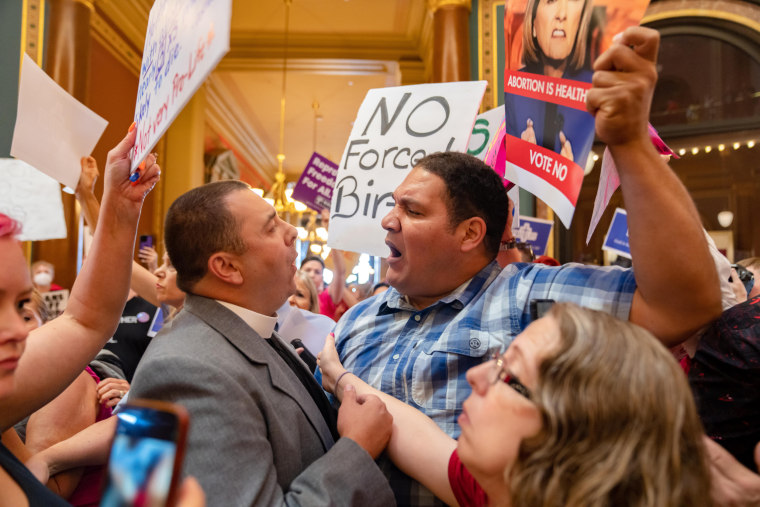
[317,333,347,393]
[96,378,131,408]
[138,245,159,272]
[103,125,160,205]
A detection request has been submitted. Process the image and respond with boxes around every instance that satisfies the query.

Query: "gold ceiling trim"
[94,0,150,49]
[205,75,276,184]
[642,8,760,34]
[427,0,472,12]
[217,57,400,75]
[90,10,142,77]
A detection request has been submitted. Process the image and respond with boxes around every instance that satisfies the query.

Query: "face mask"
[33,272,53,287]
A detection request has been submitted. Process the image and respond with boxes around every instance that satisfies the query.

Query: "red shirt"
[318,289,348,322]
[448,449,488,507]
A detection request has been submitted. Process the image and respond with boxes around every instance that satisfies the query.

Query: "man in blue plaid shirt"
[326,30,723,506]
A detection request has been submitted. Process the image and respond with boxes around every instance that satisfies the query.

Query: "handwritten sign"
[502,0,649,228]
[328,81,487,257]
[515,216,553,257]
[467,106,505,160]
[0,159,66,241]
[602,208,631,259]
[131,0,232,170]
[291,152,338,212]
[11,55,108,189]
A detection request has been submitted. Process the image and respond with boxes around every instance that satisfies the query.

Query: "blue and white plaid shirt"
[328,260,636,506]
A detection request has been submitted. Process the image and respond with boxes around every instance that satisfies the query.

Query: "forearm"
[34,416,116,476]
[25,371,97,454]
[130,260,161,307]
[336,373,457,504]
[614,140,722,343]
[328,252,346,304]
[75,187,101,232]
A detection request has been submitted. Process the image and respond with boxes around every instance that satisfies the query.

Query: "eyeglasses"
[490,352,532,400]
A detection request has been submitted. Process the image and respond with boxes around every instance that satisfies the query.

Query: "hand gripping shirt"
[324,260,635,506]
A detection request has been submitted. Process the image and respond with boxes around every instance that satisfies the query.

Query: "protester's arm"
[319,334,458,505]
[75,155,163,307]
[25,416,117,485]
[0,127,159,431]
[704,437,760,506]
[586,27,721,346]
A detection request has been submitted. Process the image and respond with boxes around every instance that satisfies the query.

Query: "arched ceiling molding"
[205,75,275,184]
[644,0,760,35]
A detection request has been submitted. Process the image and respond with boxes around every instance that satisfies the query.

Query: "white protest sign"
[11,54,108,189]
[131,0,232,170]
[329,81,487,257]
[0,159,66,241]
[467,106,505,161]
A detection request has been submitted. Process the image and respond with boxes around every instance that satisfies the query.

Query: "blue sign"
[515,217,553,257]
[602,208,630,259]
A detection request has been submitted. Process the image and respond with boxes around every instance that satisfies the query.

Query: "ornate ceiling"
[92,0,433,186]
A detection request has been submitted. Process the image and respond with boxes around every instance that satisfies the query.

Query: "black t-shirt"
[689,295,760,470]
[103,296,158,382]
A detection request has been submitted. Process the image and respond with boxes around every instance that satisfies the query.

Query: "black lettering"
[445,136,455,152]
[361,93,412,136]
[344,139,369,169]
[382,146,399,167]
[393,148,410,169]
[411,149,426,166]
[333,176,360,219]
[359,149,379,170]
[406,96,450,137]
[372,192,395,219]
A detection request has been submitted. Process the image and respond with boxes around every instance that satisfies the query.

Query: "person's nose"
[466,360,492,396]
[0,306,29,347]
[556,0,568,19]
[153,265,165,278]
[381,207,400,232]
[284,223,297,246]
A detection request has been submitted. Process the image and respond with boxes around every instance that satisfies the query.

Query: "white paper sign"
[586,147,619,244]
[467,106,505,161]
[328,81,487,257]
[0,159,66,241]
[131,0,232,169]
[11,55,108,189]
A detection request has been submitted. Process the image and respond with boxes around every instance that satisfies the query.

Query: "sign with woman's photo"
[502,0,649,227]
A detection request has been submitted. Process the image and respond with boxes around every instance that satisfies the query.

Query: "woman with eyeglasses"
[318,302,711,506]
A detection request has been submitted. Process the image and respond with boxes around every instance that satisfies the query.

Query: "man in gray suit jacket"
[130,180,395,506]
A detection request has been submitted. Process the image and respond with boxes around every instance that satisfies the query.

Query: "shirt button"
[393,354,400,360]
[414,315,421,322]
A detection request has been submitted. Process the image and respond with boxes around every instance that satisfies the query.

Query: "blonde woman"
[288,270,320,313]
[319,303,711,506]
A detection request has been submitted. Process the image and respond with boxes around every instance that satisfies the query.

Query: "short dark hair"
[300,255,325,270]
[416,152,508,258]
[164,180,249,292]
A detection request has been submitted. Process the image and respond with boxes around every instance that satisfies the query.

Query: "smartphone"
[139,234,154,251]
[101,400,189,507]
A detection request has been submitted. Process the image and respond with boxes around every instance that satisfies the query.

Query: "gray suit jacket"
[130,294,394,506]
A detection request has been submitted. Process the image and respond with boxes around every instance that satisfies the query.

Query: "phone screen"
[139,235,154,251]
[101,404,185,507]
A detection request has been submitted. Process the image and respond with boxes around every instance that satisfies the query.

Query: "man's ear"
[207,252,244,285]
[458,217,487,253]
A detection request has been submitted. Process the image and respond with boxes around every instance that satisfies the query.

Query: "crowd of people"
[2,26,759,507]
